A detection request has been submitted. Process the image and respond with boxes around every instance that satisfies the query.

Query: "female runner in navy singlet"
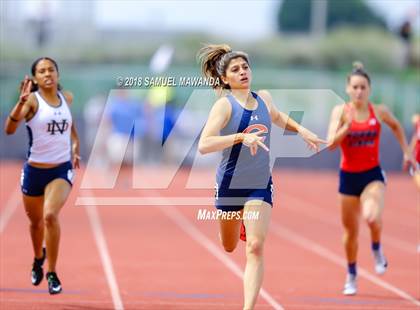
[4,57,80,295]
[197,44,326,310]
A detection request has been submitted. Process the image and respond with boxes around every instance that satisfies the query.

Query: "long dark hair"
[30,57,62,92]
[197,44,250,90]
[347,61,371,85]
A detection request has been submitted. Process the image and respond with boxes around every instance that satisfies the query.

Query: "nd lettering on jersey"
[243,124,268,141]
[47,119,69,135]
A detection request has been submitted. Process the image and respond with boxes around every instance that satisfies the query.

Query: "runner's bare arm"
[198,98,244,154]
[5,77,35,135]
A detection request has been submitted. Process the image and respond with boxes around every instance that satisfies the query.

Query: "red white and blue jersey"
[340,103,381,172]
[216,91,271,189]
[415,117,420,163]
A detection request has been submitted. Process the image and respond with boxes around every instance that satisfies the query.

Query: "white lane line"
[0,187,20,234]
[281,193,418,254]
[154,198,284,310]
[75,196,214,206]
[270,221,420,307]
[84,191,124,310]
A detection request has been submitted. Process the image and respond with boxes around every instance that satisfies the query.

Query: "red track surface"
[1,161,419,309]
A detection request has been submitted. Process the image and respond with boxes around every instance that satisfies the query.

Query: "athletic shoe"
[240,221,246,242]
[373,249,388,275]
[31,247,46,286]
[343,274,357,296]
[46,272,62,295]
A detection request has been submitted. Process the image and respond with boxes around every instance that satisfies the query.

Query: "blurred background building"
[1,0,419,170]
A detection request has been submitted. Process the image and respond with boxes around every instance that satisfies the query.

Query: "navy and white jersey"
[216,91,271,189]
[26,91,72,164]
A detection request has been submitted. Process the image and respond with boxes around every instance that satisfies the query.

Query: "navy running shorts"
[215,177,274,212]
[339,166,386,197]
[21,161,74,196]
